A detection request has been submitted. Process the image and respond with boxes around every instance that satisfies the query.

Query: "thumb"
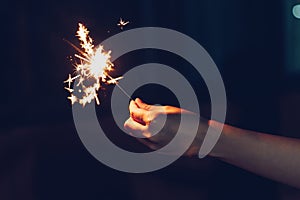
[135,98,151,110]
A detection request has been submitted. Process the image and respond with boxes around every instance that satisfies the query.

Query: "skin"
[124,98,300,189]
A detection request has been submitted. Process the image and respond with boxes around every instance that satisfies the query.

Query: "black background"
[2,0,300,199]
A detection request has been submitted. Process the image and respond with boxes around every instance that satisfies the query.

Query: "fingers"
[135,98,152,110]
[129,100,150,125]
[124,117,159,149]
[124,118,151,138]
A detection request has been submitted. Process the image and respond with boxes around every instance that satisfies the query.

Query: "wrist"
[163,105,182,115]
[206,120,227,158]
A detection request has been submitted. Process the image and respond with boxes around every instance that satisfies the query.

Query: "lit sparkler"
[117,18,129,30]
[64,23,123,106]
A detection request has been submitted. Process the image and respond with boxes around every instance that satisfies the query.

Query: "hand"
[124,98,209,157]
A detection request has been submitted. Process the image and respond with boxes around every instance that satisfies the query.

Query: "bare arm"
[124,98,300,189]
[210,121,300,188]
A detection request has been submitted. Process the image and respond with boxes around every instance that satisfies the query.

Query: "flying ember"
[64,23,122,106]
[117,18,129,30]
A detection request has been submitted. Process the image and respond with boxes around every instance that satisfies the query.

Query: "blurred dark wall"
[1,0,286,130]
[2,0,300,199]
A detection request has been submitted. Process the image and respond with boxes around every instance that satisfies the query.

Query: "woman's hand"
[124,98,208,156]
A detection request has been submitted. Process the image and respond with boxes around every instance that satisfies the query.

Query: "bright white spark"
[117,18,129,30]
[64,23,122,106]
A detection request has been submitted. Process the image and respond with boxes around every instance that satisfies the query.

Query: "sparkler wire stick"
[114,83,134,101]
[106,74,134,101]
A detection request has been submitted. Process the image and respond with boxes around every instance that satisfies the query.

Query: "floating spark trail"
[117,18,129,30]
[64,23,123,106]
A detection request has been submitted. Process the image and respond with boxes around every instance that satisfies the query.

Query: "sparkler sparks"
[117,18,129,30]
[64,23,122,106]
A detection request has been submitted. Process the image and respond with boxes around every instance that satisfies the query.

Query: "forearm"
[209,121,300,188]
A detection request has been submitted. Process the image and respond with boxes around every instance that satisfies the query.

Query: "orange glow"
[64,23,122,106]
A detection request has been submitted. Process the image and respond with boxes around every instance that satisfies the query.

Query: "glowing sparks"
[64,74,79,88]
[68,94,78,105]
[117,18,129,30]
[64,23,122,106]
[107,76,123,84]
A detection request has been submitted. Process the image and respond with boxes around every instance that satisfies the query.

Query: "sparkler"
[64,23,130,106]
[117,18,129,30]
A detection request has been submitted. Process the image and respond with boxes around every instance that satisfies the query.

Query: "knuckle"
[145,104,151,110]
[124,119,131,129]
[144,112,153,124]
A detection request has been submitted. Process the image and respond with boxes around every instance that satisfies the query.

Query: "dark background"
[2,0,300,199]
